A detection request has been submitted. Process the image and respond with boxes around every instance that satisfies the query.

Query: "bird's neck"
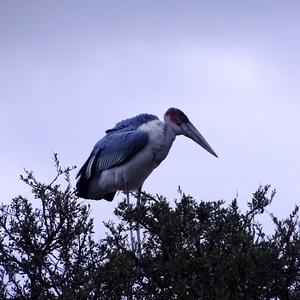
[149,122,176,165]
[164,123,177,145]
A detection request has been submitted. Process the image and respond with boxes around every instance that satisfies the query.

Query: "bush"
[0,156,299,299]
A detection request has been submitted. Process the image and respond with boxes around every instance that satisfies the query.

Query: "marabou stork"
[76,107,217,253]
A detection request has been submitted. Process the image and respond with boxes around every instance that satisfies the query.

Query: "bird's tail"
[76,158,90,199]
[76,156,116,201]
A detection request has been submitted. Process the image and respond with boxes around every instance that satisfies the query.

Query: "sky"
[1,0,300,235]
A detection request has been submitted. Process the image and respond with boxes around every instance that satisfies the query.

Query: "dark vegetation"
[0,155,299,299]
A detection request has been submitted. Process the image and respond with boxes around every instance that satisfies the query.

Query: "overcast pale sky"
[1,1,300,234]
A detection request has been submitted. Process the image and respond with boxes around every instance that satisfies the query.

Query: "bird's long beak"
[180,121,218,158]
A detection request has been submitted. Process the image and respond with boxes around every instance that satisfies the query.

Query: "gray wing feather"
[77,130,149,180]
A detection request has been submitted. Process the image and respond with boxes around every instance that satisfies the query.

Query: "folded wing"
[76,130,149,199]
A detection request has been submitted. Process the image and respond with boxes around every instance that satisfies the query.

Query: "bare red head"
[164,107,189,126]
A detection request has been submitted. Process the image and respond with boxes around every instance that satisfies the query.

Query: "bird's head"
[164,107,218,158]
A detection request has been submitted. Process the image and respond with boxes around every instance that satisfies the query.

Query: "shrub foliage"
[0,156,299,299]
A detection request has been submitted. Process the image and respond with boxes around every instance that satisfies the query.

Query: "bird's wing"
[76,130,149,180]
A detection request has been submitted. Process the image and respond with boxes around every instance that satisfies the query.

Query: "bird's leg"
[126,190,135,253]
[136,187,142,258]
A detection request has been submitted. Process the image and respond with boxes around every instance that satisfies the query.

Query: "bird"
[76,107,217,253]
[76,107,217,200]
